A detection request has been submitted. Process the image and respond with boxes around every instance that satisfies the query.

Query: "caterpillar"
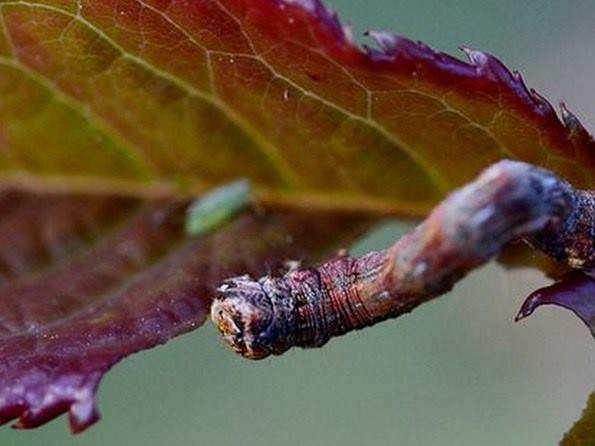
[212,160,595,359]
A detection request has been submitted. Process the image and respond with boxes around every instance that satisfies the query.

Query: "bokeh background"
[2,0,595,445]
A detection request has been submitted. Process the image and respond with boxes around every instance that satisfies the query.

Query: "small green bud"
[185,180,251,237]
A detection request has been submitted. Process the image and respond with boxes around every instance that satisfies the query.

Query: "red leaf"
[0,191,369,432]
[516,271,595,339]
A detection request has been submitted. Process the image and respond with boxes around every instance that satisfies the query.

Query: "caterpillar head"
[211,274,294,360]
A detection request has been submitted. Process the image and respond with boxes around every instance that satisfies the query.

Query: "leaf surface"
[562,391,595,446]
[517,272,595,339]
[0,191,369,432]
[0,0,594,436]
[0,0,594,215]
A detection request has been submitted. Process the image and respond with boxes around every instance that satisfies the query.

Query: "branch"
[211,160,595,359]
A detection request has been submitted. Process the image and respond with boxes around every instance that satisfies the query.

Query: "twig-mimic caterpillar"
[211,160,595,359]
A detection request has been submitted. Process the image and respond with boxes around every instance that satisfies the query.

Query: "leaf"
[0,190,370,432]
[0,0,593,436]
[562,391,595,446]
[498,242,572,279]
[0,0,594,215]
[516,274,595,445]
[516,272,595,339]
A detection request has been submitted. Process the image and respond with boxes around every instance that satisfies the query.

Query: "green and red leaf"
[0,0,594,437]
[1,0,594,214]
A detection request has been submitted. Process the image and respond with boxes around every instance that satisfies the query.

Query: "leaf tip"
[515,272,595,338]
[365,30,398,53]
[559,102,593,142]
[460,46,486,66]
[515,293,540,322]
[69,397,100,434]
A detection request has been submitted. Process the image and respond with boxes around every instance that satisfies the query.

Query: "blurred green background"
[2,0,595,445]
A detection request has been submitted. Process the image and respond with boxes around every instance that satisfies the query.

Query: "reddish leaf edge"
[273,0,595,174]
[516,271,595,339]
[0,192,371,434]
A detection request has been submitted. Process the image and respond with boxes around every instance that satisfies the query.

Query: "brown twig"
[211,160,595,359]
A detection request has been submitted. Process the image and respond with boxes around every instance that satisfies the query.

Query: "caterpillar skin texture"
[212,160,595,359]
